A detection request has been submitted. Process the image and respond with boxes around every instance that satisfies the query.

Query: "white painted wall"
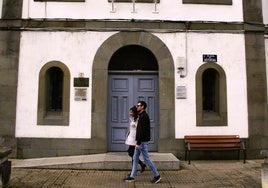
[16,31,248,139]
[0,0,3,18]
[263,0,268,105]
[16,31,116,138]
[157,32,248,138]
[266,36,268,105]
[22,0,243,22]
[263,0,268,24]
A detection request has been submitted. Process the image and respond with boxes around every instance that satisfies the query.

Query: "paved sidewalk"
[7,160,262,188]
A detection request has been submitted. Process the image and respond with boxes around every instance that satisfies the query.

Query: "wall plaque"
[74,78,89,87]
[75,88,87,101]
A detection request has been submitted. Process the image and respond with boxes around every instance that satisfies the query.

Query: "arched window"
[46,67,63,111]
[37,61,70,125]
[202,68,219,112]
[196,63,227,126]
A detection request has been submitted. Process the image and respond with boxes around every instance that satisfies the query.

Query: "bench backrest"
[184,135,242,150]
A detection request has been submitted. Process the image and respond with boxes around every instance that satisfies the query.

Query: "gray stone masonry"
[261,150,268,188]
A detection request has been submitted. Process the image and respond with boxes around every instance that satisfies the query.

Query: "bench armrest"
[187,142,191,151]
[0,147,12,158]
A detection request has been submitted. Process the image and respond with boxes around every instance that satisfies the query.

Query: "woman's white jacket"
[125,117,138,146]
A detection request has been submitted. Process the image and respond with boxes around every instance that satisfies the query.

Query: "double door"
[107,74,158,151]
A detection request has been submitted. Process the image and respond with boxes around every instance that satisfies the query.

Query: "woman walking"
[125,106,146,173]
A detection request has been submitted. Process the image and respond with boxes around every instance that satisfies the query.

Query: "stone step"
[11,152,180,170]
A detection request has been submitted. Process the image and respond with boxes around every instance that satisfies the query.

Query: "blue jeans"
[130,142,159,178]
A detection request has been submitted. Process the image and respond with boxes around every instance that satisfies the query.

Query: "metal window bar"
[153,0,159,13]
[132,0,137,13]
[110,0,116,12]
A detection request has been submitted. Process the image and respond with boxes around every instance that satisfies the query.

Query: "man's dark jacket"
[136,111,151,145]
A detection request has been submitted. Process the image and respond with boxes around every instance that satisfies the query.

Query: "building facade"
[0,0,267,159]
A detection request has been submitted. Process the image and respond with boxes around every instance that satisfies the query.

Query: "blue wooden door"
[108,74,158,151]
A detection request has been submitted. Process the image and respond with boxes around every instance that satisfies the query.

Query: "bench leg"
[243,150,246,164]
[1,160,11,187]
[184,150,191,164]
[188,151,191,164]
[238,150,246,164]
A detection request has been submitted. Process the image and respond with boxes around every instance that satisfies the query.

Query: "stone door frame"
[91,32,176,153]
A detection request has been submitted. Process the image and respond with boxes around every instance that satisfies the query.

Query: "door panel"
[108,76,131,151]
[134,76,158,151]
[108,74,158,151]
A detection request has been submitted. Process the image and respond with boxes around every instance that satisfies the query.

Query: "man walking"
[124,101,161,184]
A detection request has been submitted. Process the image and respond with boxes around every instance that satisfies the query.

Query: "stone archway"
[91,32,175,153]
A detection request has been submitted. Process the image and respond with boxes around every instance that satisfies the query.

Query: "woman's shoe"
[140,164,146,173]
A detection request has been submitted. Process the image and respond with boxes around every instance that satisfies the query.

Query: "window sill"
[38,111,69,125]
[197,111,227,126]
[197,120,227,126]
[202,111,221,120]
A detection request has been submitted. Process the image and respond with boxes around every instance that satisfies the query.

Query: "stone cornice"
[0,19,265,34]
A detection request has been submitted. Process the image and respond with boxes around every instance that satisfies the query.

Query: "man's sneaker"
[124,177,135,182]
[151,175,161,184]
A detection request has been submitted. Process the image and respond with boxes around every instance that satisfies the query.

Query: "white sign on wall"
[176,85,187,99]
[75,88,87,101]
[203,54,217,62]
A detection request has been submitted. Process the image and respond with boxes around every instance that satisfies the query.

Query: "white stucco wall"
[263,0,268,105]
[22,0,243,22]
[156,32,248,138]
[266,36,268,105]
[16,31,248,139]
[16,31,116,138]
[263,0,268,24]
[0,0,3,18]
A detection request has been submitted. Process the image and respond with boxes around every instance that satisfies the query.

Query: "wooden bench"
[0,147,12,187]
[184,135,246,164]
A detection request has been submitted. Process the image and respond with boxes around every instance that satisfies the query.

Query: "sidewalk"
[8,159,262,188]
